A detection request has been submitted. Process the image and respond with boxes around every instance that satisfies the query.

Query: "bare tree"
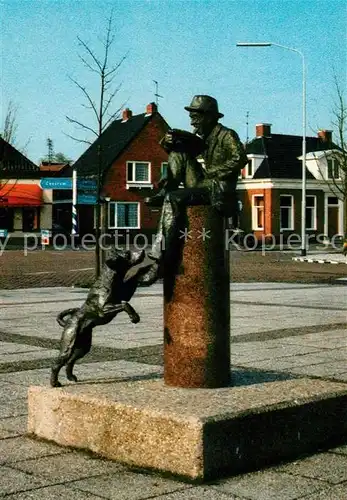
[66,13,127,277]
[1,101,19,145]
[330,78,347,242]
[1,101,20,192]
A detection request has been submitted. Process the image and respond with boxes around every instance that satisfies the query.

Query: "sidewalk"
[0,283,346,499]
[293,251,347,265]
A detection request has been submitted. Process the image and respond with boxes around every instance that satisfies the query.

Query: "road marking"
[25,271,55,275]
[69,268,94,272]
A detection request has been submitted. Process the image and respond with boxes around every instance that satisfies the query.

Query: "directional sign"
[40,178,97,190]
[78,194,97,204]
[78,179,97,190]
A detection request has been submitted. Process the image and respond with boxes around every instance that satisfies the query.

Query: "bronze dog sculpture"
[50,249,150,387]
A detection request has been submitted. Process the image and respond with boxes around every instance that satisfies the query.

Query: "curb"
[292,257,347,265]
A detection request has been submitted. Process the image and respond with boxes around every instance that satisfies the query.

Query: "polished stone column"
[163,206,230,388]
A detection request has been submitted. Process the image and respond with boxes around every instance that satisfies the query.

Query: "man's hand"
[160,132,174,152]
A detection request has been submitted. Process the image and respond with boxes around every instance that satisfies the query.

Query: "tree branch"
[68,76,100,122]
[63,132,93,145]
[66,116,98,137]
[77,36,103,72]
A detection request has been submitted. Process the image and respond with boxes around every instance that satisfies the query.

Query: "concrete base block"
[28,378,347,481]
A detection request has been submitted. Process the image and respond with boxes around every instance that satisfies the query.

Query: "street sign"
[41,229,51,245]
[0,229,8,238]
[52,194,97,204]
[40,178,97,190]
[78,194,97,204]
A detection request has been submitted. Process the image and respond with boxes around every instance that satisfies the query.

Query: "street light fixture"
[236,42,307,256]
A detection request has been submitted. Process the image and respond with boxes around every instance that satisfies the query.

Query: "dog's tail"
[56,307,80,327]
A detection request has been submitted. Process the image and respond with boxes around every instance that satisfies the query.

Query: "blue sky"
[1,0,346,164]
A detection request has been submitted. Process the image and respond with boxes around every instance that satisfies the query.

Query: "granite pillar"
[163,206,230,388]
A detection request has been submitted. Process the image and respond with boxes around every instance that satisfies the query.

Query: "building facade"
[0,138,52,241]
[72,102,169,240]
[237,124,344,246]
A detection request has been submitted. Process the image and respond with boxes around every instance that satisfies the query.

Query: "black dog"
[50,249,151,387]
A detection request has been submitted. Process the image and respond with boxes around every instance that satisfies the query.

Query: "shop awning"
[0,184,43,206]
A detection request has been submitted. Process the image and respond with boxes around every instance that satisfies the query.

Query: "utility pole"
[47,138,54,164]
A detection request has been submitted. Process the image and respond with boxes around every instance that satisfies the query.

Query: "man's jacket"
[202,123,248,215]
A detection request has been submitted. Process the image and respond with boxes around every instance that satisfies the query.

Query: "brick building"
[238,124,344,245]
[72,102,169,238]
[0,137,52,239]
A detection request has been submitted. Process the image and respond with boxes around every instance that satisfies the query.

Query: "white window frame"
[245,159,253,178]
[280,194,294,231]
[252,194,264,230]
[108,201,140,229]
[126,161,152,188]
[305,195,317,230]
[327,158,340,180]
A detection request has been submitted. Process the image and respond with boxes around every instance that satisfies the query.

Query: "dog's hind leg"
[51,313,83,387]
[65,348,85,382]
[65,326,92,383]
[50,356,67,387]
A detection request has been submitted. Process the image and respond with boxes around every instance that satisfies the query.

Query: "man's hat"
[184,95,224,118]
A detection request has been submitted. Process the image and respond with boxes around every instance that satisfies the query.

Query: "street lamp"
[236,42,307,256]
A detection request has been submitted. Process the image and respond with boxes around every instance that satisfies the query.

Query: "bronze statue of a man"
[141,95,247,285]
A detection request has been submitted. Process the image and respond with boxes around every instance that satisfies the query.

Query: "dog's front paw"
[131,314,140,324]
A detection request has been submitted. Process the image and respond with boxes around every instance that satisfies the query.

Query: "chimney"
[145,102,158,115]
[318,129,332,143]
[256,123,272,138]
[122,108,133,122]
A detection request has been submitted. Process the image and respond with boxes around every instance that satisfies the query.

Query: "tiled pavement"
[0,282,346,499]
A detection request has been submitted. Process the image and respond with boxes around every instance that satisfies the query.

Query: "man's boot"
[138,257,161,286]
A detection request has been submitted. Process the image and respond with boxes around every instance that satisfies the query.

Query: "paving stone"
[13,452,123,483]
[1,382,31,399]
[302,483,347,499]
[69,471,190,500]
[4,484,105,499]
[149,485,241,499]
[287,362,347,377]
[0,361,162,387]
[214,470,323,500]
[0,397,27,419]
[0,465,47,496]
[0,342,48,355]
[329,444,347,456]
[0,350,58,364]
[275,452,347,484]
[0,436,69,465]
[0,416,27,436]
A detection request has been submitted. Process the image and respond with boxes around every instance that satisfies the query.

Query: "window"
[327,159,340,179]
[280,195,294,230]
[22,208,40,232]
[252,195,264,230]
[127,162,150,183]
[0,207,14,231]
[108,202,139,229]
[246,159,253,178]
[161,162,168,179]
[328,196,339,206]
[306,196,317,230]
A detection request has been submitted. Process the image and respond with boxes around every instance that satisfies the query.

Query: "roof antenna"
[153,80,163,108]
[246,111,249,144]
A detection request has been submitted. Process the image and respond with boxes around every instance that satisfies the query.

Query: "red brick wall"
[240,188,272,238]
[102,113,169,232]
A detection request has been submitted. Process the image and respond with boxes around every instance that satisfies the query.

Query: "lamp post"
[236,42,307,256]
